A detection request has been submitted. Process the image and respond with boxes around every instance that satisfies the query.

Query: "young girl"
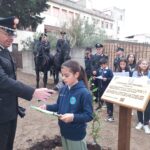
[132,59,150,134]
[41,60,93,150]
[116,57,129,72]
[127,53,136,77]
[126,54,137,116]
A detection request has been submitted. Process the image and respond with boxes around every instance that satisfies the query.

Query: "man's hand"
[32,88,56,102]
[59,113,74,123]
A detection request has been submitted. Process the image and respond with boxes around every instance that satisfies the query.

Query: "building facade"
[12,0,125,51]
[37,0,125,39]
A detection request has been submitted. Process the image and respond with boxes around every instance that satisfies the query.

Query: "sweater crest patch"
[70,96,76,105]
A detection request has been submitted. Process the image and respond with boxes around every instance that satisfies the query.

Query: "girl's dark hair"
[136,59,149,76]
[117,57,129,72]
[61,60,88,88]
[126,53,136,65]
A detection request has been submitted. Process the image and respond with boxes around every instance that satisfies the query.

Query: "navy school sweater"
[46,80,93,141]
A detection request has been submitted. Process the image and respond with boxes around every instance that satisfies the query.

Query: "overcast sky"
[92,0,150,36]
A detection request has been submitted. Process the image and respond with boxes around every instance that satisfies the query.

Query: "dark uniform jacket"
[0,46,34,123]
[37,41,51,55]
[84,54,93,79]
[91,53,108,72]
[56,38,71,62]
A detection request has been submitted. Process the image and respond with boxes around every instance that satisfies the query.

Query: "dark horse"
[34,42,52,88]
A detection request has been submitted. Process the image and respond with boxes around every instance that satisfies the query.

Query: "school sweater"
[46,81,93,141]
[96,67,113,90]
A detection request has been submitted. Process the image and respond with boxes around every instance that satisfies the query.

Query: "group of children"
[84,44,150,134]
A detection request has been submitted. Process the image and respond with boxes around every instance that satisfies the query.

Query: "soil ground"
[14,70,150,150]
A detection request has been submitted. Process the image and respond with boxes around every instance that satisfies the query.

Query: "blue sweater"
[96,67,113,90]
[47,81,93,141]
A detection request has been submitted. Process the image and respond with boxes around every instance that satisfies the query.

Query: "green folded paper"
[31,105,60,117]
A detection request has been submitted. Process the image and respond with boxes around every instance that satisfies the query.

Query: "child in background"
[113,47,124,71]
[96,58,114,121]
[127,53,136,77]
[116,57,129,73]
[126,54,137,115]
[41,60,93,150]
[132,59,150,134]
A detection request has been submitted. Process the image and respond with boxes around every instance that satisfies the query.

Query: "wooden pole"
[118,106,132,150]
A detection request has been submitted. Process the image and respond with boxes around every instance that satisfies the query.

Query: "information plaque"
[101,76,150,111]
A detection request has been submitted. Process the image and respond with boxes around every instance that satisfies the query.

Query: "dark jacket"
[37,41,51,55]
[91,53,108,72]
[56,38,71,62]
[0,47,35,123]
[84,54,93,79]
[96,67,113,90]
[129,63,136,77]
[47,81,93,141]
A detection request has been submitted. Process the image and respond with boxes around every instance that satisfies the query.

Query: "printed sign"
[113,71,129,77]
[101,76,150,111]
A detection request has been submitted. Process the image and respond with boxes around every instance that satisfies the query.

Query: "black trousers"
[137,101,150,125]
[106,102,113,117]
[0,118,17,150]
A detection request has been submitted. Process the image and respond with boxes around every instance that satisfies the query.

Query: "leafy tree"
[0,0,49,31]
[66,17,107,48]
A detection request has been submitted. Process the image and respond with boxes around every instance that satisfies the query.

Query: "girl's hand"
[59,113,74,123]
[92,76,96,80]
[39,104,47,110]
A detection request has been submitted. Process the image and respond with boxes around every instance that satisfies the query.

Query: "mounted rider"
[56,31,71,64]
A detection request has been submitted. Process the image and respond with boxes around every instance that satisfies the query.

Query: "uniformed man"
[0,16,55,150]
[84,47,93,79]
[113,47,124,71]
[91,43,108,104]
[91,43,108,75]
[56,31,71,62]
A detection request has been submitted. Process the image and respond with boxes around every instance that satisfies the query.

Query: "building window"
[110,23,113,29]
[69,11,74,20]
[117,26,120,34]
[101,21,104,28]
[53,6,59,17]
[62,9,67,19]
[105,22,108,29]
[75,13,80,19]
[120,15,123,20]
